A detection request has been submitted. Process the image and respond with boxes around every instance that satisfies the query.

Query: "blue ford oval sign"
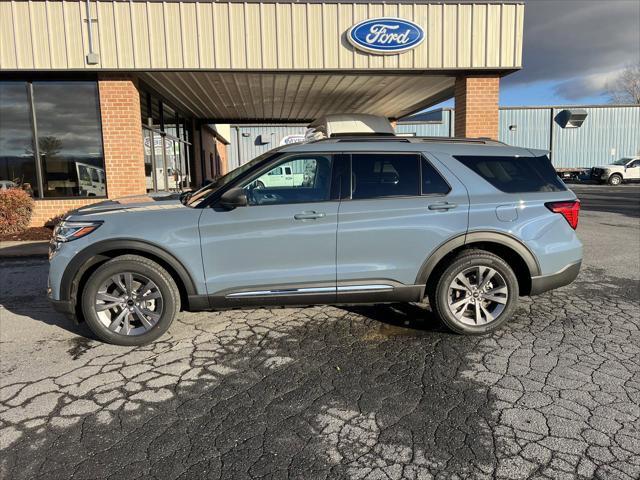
[348,17,425,54]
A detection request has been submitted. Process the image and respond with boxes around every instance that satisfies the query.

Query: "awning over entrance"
[136,72,455,121]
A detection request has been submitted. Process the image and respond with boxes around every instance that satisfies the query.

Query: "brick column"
[454,76,500,139]
[98,75,146,198]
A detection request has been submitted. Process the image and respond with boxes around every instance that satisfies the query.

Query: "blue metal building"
[228,105,640,170]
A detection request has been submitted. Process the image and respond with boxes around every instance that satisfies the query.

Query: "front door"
[626,159,640,180]
[199,153,339,306]
[336,152,469,300]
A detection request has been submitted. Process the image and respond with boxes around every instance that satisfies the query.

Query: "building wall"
[228,105,640,170]
[0,1,524,72]
[229,125,308,170]
[498,108,551,151]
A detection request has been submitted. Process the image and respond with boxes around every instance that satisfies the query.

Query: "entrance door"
[199,154,339,305]
[336,152,469,299]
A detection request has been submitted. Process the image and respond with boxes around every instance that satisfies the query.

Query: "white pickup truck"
[590,157,640,185]
[253,164,308,188]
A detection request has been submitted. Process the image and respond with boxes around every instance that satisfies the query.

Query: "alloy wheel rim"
[95,272,164,336]
[446,265,508,326]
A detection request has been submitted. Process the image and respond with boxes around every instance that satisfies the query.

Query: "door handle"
[294,211,326,220]
[428,202,457,211]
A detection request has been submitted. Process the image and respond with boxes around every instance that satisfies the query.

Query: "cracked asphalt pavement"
[1,186,639,479]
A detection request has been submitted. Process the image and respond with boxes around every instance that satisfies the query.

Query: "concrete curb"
[0,240,49,258]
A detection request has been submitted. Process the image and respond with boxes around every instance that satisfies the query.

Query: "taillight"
[545,200,580,229]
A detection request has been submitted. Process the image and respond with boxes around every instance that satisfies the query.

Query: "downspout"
[85,0,99,64]
[548,107,555,165]
[234,126,242,167]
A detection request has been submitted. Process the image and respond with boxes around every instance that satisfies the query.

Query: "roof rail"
[418,136,507,146]
[309,135,507,146]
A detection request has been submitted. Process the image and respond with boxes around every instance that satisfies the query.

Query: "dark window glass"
[0,82,38,197]
[140,92,151,126]
[32,81,106,197]
[454,155,566,193]
[351,153,420,199]
[421,158,450,195]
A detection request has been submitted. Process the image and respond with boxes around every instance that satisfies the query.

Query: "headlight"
[53,220,103,242]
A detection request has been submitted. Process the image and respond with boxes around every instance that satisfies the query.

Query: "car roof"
[278,135,538,157]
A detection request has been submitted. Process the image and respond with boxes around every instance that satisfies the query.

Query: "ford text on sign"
[347,18,425,54]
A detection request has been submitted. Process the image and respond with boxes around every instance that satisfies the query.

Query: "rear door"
[336,152,469,299]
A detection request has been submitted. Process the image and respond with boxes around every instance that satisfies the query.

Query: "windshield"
[186,151,279,207]
[611,158,632,166]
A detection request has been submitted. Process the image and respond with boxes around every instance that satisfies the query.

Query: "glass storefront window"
[139,88,193,192]
[143,128,156,192]
[32,82,106,198]
[1,80,106,199]
[0,82,39,197]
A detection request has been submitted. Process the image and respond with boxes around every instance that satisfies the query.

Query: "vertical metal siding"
[498,108,551,151]
[229,124,308,169]
[396,121,452,137]
[1,1,525,71]
[226,106,639,171]
[551,106,640,168]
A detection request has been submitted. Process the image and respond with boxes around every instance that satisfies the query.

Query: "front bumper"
[530,260,581,295]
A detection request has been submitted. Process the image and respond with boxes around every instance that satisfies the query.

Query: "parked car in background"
[0,180,18,190]
[48,115,583,346]
[590,157,640,185]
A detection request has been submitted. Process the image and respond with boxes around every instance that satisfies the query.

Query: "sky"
[439,0,640,108]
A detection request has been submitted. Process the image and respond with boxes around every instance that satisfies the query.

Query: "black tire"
[255,180,265,189]
[81,255,180,346]
[608,174,623,186]
[429,249,519,335]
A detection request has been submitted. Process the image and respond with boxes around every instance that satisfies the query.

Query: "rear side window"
[454,155,566,193]
[351,154,420,199]
[422,158,451,195]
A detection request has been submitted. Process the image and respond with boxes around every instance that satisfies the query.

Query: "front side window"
[454,155,566,193]
[0,82,38,197]
[242,155,333,205]
[351,153,420,199]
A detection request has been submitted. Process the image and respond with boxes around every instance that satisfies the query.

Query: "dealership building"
[0,0,526,226]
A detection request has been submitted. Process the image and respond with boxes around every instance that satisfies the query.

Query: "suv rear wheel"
[430,250,519,335]
[81,255,180,346]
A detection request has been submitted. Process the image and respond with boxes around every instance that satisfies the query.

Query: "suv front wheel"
[608,173,623,186]
[81,255,181,346]
[430,250,519,335]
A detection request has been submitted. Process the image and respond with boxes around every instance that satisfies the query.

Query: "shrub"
[0,189,35,236]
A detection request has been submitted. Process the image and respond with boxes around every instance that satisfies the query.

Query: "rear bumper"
[530,260,581,295]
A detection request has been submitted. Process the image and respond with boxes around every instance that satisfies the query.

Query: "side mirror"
[219,187,248,209]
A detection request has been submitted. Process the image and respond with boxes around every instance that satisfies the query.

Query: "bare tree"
[608,64,640,104]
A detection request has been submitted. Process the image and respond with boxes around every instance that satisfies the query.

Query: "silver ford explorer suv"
[48,135,582,346]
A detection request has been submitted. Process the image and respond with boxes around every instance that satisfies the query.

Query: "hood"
[592,164,623,170]
[68,194,185,218]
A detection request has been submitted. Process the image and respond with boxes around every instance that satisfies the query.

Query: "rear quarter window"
[454,155,566,193]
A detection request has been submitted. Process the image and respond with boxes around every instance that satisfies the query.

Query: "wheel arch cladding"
[416,232,539,296]
[61,239,196,312]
